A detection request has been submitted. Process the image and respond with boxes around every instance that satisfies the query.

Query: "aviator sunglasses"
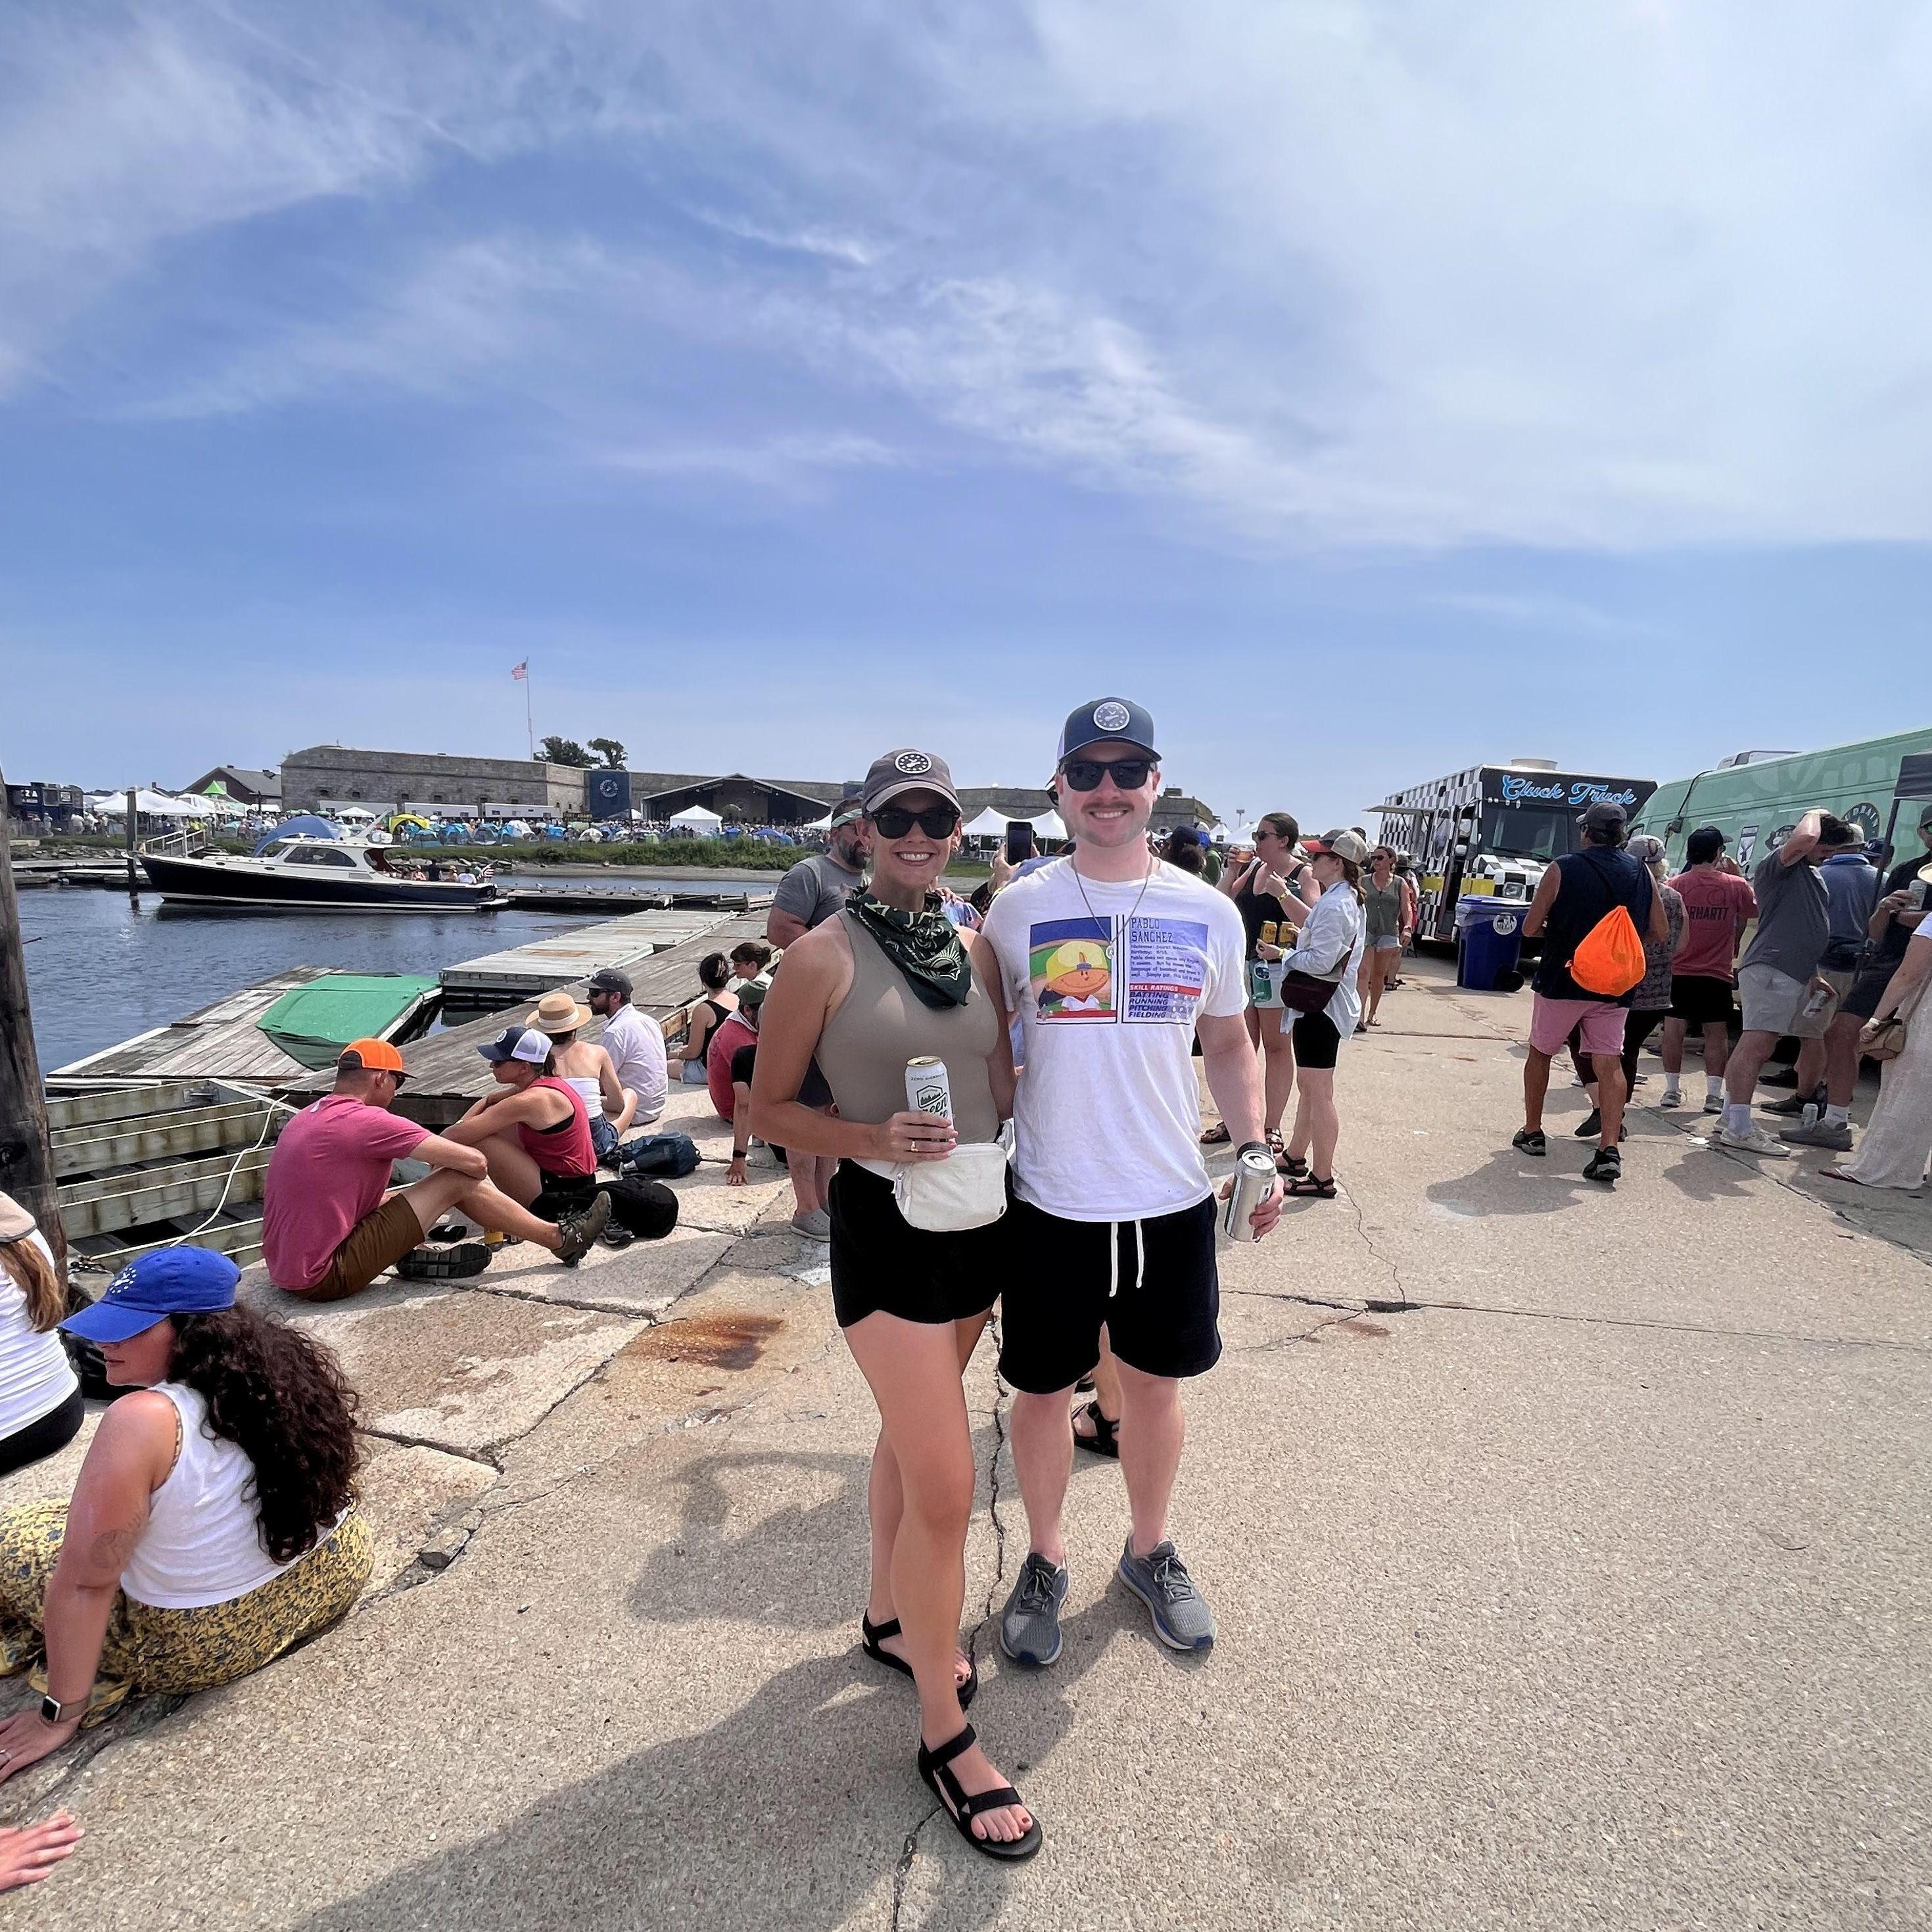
[871,803,960,838]
[1059,756,1155,793]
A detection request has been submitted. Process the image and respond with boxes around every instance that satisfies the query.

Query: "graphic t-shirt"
[1669,868,1758,981]
[261,1095,428,1290]
[980,860,1247,1220]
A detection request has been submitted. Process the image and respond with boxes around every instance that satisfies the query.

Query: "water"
[14,880,705,1072]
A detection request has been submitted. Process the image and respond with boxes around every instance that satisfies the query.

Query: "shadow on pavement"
[290,1509,1122,1932]
[1425,1145,1607,1216]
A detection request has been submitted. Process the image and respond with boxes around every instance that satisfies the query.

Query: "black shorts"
[1668,974,1735,1027]
[530,1173,597,1223]
[826,1161,1004,1329]
[1841,964,1897,1022]
[997,1194,1221,1394]
[1291,1009,1342,1070]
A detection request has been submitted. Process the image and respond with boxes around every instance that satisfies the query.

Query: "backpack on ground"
[603,1175,680,1239]
[615,1132,700,1179]
[1570,904,1646,997]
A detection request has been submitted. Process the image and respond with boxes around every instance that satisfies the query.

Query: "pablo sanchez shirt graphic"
[983,862,1246,1221]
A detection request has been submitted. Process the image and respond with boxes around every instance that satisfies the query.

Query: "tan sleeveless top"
[817,911,1001,1144]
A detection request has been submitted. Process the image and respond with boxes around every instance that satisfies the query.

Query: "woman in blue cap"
[0,1247,371,1781]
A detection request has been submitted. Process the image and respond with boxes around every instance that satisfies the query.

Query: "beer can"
[1219,1143,1277,1242]
[1259,921,1277,947]
[905,1056,953,1119]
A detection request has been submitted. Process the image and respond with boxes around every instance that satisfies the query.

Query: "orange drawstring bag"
[1569,904,1646,997]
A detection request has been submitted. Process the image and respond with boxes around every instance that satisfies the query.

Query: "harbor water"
[16,878,711,1072]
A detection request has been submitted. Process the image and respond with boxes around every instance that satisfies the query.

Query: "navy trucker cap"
[1058,697,1158,765]
[61,1246,240,1344]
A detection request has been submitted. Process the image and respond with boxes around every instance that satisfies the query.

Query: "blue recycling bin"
[1455,895,1527,991]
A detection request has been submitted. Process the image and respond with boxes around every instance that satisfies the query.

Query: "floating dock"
[502,886,774,915]
[50,968,438,1088]
[439,908,748,1004]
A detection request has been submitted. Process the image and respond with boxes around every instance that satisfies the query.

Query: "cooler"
[1455,895,1526,991]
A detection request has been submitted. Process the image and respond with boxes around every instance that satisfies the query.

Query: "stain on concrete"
[1335,1319,1390,1338]
[622,1311,784,1372]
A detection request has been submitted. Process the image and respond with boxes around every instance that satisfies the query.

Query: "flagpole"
[525,664,534,759]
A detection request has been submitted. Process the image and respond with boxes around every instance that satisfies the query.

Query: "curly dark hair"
[168,1307,362,1565]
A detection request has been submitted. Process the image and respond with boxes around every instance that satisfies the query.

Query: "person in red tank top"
[443,1027,600,1220]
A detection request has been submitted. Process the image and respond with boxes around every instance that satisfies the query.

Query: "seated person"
[671,953,738,1086]
[261,1039,607,1302]
[530,990,629,1163]
[721,1018,836,1238]
[0,1192,82,1478]
[584,968,667,1134]
[0,1250,371,1778]
[706,981,765,1124]
[728,939,774,987]
[442,1028,608,1231]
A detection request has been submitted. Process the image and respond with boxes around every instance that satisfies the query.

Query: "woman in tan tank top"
[754,749,1040,1861]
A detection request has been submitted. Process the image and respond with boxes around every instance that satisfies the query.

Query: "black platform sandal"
[1072,1398,1120,1459]
[860,1615,977,1710]
[916,1723,1043,1863]
[1283,1173,1338,1199]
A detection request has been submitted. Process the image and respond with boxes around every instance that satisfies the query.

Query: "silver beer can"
[1220,1143,1277,1242]
[905,1056,953,1120]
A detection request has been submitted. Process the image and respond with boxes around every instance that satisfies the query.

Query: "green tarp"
[255,974,438,1070]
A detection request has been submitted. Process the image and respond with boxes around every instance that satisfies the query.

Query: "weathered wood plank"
[52,1101,280,1178]
[57,1149,273,1238]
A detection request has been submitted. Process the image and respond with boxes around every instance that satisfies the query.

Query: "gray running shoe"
[999,1552,1068,1667]
[1779,1118,1854,1150]
[1117,1538,1215,1653]
[555,1191,612,1265]
[790,1207,832,1240]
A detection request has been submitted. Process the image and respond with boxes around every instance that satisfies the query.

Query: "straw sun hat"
[530,989,592,1034]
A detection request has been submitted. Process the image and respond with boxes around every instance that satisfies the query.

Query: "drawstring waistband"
[1106,1219,1147,1300]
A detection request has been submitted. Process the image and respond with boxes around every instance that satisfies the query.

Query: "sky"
[4,1,1931,832]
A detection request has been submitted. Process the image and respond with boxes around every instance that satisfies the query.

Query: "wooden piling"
[0,761,65,1266]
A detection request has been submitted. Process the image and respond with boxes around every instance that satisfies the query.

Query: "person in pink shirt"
[261,1039,607,1302]
[1659,828,1758,1113]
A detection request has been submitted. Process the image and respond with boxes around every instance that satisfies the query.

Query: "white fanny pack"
[889,1122,1014,1233]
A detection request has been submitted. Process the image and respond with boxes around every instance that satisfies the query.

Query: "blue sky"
[5,1,1931,832]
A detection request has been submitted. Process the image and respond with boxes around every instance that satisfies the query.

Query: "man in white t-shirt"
[586,968,667,1146]
[980,696,1281,1664]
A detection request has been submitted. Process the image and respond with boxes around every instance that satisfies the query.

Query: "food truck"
[1373,761,1657,947]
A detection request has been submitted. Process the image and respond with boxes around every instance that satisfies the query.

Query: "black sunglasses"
[1060,757,1155,793]
[871,804,960,839]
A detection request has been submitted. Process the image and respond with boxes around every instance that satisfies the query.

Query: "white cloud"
[6,2,1932,550]
[604,431,903,494]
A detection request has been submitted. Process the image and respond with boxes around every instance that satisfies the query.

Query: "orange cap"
[337,1038,406,1077]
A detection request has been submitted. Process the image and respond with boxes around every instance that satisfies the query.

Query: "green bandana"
[845,889,973,1010]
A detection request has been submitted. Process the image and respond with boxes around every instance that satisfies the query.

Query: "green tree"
[539,736,594,766]
[588,738,628,769]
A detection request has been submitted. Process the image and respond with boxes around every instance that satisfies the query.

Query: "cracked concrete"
[11,954,1932,1929]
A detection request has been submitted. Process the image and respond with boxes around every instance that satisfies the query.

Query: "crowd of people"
[0,708,1927,1886]
[1514,800,1932,1187]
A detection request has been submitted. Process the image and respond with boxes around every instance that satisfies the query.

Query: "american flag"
[509,661,528,682]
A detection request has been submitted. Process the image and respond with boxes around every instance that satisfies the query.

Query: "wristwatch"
[39,1691,87,1725]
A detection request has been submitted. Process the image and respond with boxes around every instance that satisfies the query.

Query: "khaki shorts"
[1738,963,1851,1039]
[291,1194,423,1303]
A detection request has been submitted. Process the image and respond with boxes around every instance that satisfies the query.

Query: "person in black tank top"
[1515,801,1666,1183]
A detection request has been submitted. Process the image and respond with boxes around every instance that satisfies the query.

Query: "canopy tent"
[1209,824,1233,843]
[336,805,376,822]
[252,814,343,853]
[90,788,206,817]
[1027,809,1068,840]
[801,810,836,831]
[962,806,1013,839]
[388,813,435,832]
[667,805,724,833]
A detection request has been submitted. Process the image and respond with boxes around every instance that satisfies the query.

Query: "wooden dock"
[296,908,772,1125]
[439,908,750,1003]
[49,968,436,1088]
[47,1081,287,1267]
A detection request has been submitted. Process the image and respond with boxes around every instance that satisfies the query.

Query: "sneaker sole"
[1116,1564,1213,1653]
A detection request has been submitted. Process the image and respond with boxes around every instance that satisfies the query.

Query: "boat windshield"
[258,841,291,859]
[1480,805,1580,863]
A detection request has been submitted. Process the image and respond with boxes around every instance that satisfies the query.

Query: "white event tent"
[962,807,1011,839]
[668,805,724,834]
